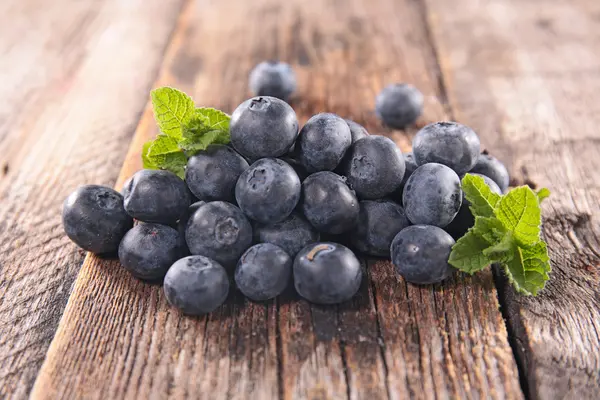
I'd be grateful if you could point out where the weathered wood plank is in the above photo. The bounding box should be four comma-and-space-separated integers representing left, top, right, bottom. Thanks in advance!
424, 0, 600, 398
0, 0, 184, 398
33, 0, 522, 399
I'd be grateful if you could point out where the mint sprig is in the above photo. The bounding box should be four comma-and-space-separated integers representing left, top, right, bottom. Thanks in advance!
142, 87, 231, 178
449, 174, 551, 296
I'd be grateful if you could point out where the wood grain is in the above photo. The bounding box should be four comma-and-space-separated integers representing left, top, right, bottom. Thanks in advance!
32, 0, 522, 399
424, 0, 600, 397
0, 0, 184, 398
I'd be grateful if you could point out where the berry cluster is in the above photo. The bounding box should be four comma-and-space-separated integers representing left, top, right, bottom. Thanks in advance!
63, 93, 508, 315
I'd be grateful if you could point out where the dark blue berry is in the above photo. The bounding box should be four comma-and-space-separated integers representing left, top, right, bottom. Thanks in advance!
249, 61, 297, 101
235, 243, 292, 301
253, 212, 319, 257
375, 83, 423, 128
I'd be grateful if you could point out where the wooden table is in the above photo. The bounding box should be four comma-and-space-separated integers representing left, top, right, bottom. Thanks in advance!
1, 0, 599, 398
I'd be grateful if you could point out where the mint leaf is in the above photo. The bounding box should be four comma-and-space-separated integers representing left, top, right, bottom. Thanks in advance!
502, 241, 551, 296
179, 108, 231, 153
151, 87, 195, 139
462, 174, 502, 217
536, 188, 550, 203
146, 135, 187, 178
495, 186, 541, 246
142, 140, 158, 169
449, 230, 494, 273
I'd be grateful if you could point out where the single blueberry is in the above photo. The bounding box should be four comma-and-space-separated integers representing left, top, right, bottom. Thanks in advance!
235, 158, 301, 224
164, 255, 230, 315
235, 243, 292, 301
249, 61, 297, 101
122, 169, 190, 225
62, 185, 133, 254
343, 135, 406, 199
353, 199, 411, 257
254, 212, 320, 257
413, 121, 481, 175
294, 242, 363, 304
185, 201, 253, 269
118, 223, 187, 281
469, 153, 510, 193
301, 171, 359, 234
344, 119, 369, 143
391, 225, 455, 285
230, 96, 299, 160
402, 163, 462, 227
295, 113, 352, 173
186, 145, 249, 203
375, 83, 423, 128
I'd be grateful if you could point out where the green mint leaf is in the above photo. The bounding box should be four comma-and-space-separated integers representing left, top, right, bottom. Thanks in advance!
461, 174, 502, 217
502, 241, 551, 296
536, 188, 551, 203
495, 186, 541, 246
449, 230, 494, 273
449, 216, 509, 273
146, 135, 187, 179
142, 140, 158, 169
151, 87, 195, 139
179, 109, 231, 153
482, 231, 514, 261
195, 107, 230, 132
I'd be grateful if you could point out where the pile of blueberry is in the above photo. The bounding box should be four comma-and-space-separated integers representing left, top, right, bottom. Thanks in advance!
63, 84, 508, 316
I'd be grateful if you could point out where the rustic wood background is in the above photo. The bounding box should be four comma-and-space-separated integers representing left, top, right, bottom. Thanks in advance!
0, 0, 599, 399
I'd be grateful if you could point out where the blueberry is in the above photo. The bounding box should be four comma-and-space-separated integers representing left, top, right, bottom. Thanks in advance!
164, 256, 229, 315
230, 96, 299, 160
353, 199, 411, 257
235, 158, 301, 224
118, 223, 187, 281
391, 225, 455, 285
470, 153, 510, 193
344, 119, 369, 143
343, 135, 405, 199
235, 243, 292, 301
375, 83, 423, 128
413, 122, 480, 175
249, 61, 297, 101
254, 213, 320, 257
122, 169, 190, 225
293, 242, 362, 304
62, 185, 133, 254
295, 113, 351, 173
185, 201, 253, 269
301, 171, 359, 234
186, 145, 249, 203
403, 163, 462, 227
177, 201, 206, 238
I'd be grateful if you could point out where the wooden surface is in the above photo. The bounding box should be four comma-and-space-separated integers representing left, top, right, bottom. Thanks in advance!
0, 0, 597, 398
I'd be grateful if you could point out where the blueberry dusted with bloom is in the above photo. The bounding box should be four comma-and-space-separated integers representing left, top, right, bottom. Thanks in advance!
470, 153, 510, 193
177, 201, 206, 238
119, 223, 187, 281
185, 201, 253, 269
122, 169, 190, 225
249, 61, 297, 101
345, 119, 369, 143
230, 96, 299, 160
413, 122, 480, 175
353, 200, 411, 257
294, 242, 363, 304
343, 135, 405, 199
235, 158, 301, 224
375, 83, 423, 128
62, 185, 133, 254
164, 256, 229, 315
301, 171, 359, 234
235, 243, 292, 301
254, 213, 320, 257
403, 163, 462, 227
295, 113, 352, 173
391, 225, 455, 285
185, 145, 249, 203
